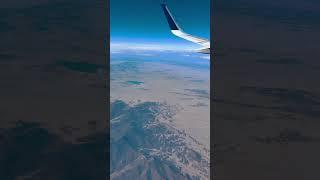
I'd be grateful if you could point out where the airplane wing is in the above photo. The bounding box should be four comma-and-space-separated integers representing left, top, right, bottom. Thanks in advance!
161, 3, 210, 50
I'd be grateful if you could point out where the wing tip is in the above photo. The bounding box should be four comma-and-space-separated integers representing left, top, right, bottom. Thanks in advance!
161, 3, 180, 31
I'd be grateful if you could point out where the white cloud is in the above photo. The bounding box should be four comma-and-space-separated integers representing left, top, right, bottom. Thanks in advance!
199, 55, 210, 60
110, 42, 196, 53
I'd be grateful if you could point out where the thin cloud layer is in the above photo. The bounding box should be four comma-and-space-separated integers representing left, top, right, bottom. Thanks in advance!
110, 42, 197, 53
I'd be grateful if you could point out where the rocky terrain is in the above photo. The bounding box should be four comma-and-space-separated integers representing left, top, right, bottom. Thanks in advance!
110, 100, 210, 180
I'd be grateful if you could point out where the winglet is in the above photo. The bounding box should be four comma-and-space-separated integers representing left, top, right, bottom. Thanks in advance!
161, 3, 180, 30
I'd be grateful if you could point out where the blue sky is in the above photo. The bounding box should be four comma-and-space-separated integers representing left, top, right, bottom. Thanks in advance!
110, 0, 210, 50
